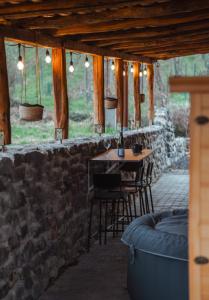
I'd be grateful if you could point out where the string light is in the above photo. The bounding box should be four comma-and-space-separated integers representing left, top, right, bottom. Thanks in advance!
123, 68, 126, 76
84, 55, 90, 68
139, 70, 143, 77
143, 65, 147, 76
45, 49, 51, 64
111, 60, 115, 71
69, 52, 74, 73
130, 64, 134, 73
17, 44, 24, 71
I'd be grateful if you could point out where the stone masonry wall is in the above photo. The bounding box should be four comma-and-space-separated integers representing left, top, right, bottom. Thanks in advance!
154, 108, 187, 167
0, 126, 167, 300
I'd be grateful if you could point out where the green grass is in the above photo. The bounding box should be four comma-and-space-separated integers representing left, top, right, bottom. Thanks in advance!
69, 98, 92, 114
12, 122, 54, 144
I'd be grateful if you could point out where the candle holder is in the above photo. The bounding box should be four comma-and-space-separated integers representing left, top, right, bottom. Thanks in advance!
55, 128, 63, 144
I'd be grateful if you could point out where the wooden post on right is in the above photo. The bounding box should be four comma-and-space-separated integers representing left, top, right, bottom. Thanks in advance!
170, 76, 209, 300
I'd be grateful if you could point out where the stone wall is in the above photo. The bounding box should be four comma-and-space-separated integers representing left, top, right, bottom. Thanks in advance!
0, 126, 167, 300
154, 108, 188, 167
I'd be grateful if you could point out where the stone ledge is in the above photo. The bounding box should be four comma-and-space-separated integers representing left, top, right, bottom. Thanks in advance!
0, 125, 163, 162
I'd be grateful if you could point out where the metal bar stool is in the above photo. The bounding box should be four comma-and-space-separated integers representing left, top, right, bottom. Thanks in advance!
87, 173, 131, 249
137, 161, 154, 214
120, 162, 146, 217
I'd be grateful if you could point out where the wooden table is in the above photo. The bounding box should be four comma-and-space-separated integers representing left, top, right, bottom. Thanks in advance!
88, 148, 153, 192
91, 148, 153, 162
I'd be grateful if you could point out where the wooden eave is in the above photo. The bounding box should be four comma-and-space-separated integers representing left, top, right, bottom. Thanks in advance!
0, 0, 209, 60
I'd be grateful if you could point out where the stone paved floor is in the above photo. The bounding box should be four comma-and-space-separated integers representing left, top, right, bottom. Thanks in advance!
40, 171, 189, 300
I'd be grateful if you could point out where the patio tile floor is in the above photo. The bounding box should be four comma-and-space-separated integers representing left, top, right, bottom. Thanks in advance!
40, 171, 189, 300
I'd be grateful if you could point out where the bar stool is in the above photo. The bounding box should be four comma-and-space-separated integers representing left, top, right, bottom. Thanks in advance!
144, 161, 154, 213
120, 162, 146, 217
87, 173, 131, 249
121, 161, 154, 215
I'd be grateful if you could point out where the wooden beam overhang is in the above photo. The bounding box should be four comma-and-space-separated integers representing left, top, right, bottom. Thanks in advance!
0, 25, 152, 63
0, 1, 209, 68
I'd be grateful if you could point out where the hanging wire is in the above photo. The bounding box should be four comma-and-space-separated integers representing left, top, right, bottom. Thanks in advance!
20, 44, 24, 104
23, 45, 26, 103
141, 63, 144, 93
35, 46, 42, 105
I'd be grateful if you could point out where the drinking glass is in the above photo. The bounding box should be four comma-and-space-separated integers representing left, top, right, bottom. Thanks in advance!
104, 140, 111, 151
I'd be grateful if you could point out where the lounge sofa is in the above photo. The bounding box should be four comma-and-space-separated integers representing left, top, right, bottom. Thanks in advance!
121, 209, 188, 300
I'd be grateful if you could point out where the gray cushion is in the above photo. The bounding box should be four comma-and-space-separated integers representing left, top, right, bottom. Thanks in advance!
121, 209, 188, 260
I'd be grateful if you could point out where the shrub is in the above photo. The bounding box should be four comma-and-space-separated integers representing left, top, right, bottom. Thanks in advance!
170, 105, 190, 137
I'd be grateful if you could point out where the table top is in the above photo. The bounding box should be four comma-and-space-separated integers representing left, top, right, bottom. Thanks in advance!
91, 148, 153, 162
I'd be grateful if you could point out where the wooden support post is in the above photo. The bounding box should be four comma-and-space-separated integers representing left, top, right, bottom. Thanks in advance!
147, 63, 154, 125
133, 62, 141, 128
170, 77, 209, 300
123, 62, 129, 130
93, 55, 105, 134
52, 48, 69, 139
0, 37, 11, 144
115, 59, 123, 129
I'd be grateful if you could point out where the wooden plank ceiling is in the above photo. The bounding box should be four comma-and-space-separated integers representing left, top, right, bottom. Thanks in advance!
0, 0, 209, 60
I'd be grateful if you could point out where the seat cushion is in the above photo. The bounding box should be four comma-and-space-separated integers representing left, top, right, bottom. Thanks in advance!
121, 209, 188, 260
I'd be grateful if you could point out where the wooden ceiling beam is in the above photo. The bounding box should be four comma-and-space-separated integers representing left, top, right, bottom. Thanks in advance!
63, 40, 152, 63
110, 32, 209, 51
151, 48, 209, 60
13, 1, 209, 29
0, 0, 161, 19
93, 28, 209, 48
73, 19, 209, 42
54, 10, 209, 36
0, 25, 152, 63
132, 41, 209, 55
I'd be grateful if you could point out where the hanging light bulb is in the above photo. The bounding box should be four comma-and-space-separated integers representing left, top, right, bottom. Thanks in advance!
123, 69, 126, 76
45, 49, 51, 64
111, 60, 115, 71
143, 65, 147, 76
17, 56, 24, 71
130, 64, 134, 73
84, 55, 90, 68
139, 70, 143, 77
17, 44, 24, 71
69, 52, 74, 73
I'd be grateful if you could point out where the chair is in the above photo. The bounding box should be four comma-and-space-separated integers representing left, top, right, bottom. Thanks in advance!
121, 161, 154, 215
87, 173, 131, 249
120, 162, 146, 217
140, 162, 154, 213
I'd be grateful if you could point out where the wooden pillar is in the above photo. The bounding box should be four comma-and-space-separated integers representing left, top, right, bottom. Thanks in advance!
115, 59, 123, 129
93, 55, 105, 134
170, 77, 209, 300
133, 62, 141, 128
52, 48, 69, 139
147, 63, 154, 125
0, 38, 11, 144
123, 62, 128, 130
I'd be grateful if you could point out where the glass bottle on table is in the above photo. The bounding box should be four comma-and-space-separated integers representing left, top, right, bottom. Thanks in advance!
117, 130, 125, 157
